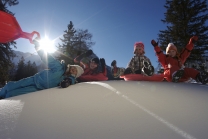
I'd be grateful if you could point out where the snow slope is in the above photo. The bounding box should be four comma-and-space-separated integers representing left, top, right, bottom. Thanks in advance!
0, 81, 208, 139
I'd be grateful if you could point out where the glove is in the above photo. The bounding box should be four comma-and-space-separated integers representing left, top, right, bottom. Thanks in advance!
124, 68, 133, 75
142, 60, 154, 76
76, 78, 82, 83
60, 78, 72, 88
84, 49, 93, 57
100, 58, 106, 72
143, 61, 149, 68
151, 40, 158, 47
142, 66, 154, 76
111, 60, 116, 67
190, 36, 198, 44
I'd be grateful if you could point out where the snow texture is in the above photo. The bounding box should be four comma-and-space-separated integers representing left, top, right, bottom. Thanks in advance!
0, 81, 208, 139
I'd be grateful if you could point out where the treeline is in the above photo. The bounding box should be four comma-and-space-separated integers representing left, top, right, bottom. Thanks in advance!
0, 0, 19, 85
13, 57, 38, 81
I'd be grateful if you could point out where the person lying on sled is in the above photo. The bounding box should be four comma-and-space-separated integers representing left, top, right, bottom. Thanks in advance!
74, 49, 108, 82
124, 42, 154, 76
0, 37, 83, 99
151, 36, 208, 84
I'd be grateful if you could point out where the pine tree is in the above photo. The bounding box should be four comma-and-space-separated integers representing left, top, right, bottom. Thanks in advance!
14, 59, 39, 81
0, 0, 18, 14
158, 0, 208, 65
74, 29, 95, 53
31, 62, 38, 75
56, 21, 76, 64
25, 60, 32, 78
15, 56, 25, 81
56, 21, 95, 64
23, 61, 38, 78
0, 0, 19, 85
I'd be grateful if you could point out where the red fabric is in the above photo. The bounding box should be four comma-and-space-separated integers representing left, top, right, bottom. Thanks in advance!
74, 58, 88, 69
0, 11, 40, 43
154, 41, 198, 82
78, 74, 108, 82
82, 68, 97, 76
120, 74, 164, 81
102, 65, 107, 76
164, 68, 199, 82
134, 42, 144, 49
113, 67, 118, 74
134, 42, 144, 53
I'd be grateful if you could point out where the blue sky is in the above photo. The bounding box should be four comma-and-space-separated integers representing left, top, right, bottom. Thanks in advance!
8, 0, 167, 68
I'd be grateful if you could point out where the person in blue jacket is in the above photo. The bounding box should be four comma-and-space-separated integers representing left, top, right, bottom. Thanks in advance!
0, 37, 84, 99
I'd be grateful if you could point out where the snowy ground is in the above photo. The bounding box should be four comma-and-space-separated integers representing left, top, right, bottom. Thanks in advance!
0, 81, 208, 139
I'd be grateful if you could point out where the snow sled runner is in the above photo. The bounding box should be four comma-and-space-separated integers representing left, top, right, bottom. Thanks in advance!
120, 74, 164, 81
0, 11, 40, 43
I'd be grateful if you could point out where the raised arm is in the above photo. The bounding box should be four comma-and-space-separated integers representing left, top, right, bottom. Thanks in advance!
100, 58, 107, 76
151, 40, 166, 68
74, 50, 93, 63
74, 49, 93, 69
180, 36, 198, 63
33, 37, 62, 71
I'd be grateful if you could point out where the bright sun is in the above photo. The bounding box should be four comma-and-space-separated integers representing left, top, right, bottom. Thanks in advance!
39, 36, 56, 53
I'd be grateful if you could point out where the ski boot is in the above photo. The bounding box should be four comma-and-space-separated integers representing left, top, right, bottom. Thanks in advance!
172, 69, 184, 83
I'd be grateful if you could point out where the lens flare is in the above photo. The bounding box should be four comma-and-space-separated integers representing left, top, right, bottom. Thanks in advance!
39, 36, 56, 53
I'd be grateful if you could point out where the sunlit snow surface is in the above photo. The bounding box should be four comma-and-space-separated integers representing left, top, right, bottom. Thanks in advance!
0, 100, 24, 139
0, 81, 207, 139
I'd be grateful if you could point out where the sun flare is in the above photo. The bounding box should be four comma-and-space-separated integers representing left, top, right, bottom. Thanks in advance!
39, 36, 56, 53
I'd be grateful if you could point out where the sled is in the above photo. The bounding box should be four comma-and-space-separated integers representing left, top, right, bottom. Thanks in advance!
78, 74, 108, 82
120, 74, 164, 81
0, 11, 40, 43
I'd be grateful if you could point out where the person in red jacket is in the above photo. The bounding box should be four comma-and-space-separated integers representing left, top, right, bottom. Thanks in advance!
74, 50, 108, 82
151, 36, 208, 84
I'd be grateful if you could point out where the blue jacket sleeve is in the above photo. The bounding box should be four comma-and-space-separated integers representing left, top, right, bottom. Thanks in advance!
36, 49, 63, 72
67, 76, 76, 85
